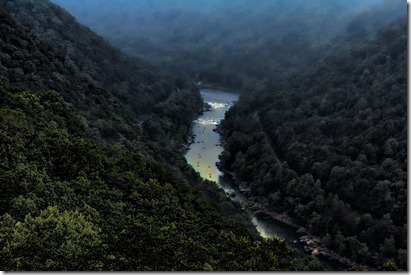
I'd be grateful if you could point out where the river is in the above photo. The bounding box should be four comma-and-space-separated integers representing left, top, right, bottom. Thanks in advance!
185, 89, 304, 245
185, 89, 238, 183
185, 88, 347, 271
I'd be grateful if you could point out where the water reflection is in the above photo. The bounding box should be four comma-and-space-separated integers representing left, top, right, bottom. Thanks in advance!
195, 118, 219, 125
185, 89, 238, 183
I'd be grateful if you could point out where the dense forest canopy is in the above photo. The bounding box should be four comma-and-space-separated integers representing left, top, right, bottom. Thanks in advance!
0, 0, 297, 271
218, 16, 407, 269
49, 0, 408, 270
0, 82, 293, 271
0, 0, 407, 271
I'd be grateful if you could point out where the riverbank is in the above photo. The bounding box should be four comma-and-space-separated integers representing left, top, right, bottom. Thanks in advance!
228, 180, 367, 270
216, 110, 362, 269
184, 88, 362, 271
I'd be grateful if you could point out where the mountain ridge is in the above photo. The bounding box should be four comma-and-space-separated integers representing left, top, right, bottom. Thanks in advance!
0, 0, 177, 154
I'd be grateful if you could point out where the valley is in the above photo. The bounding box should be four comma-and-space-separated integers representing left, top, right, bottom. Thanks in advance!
0, 0, 406, 271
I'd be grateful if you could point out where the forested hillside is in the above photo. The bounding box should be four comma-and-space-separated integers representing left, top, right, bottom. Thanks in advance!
0, 83, 293, 271
219, 18, 407, 269
0, 0, 296, 271
0, 0, 406, 271
0, 0, 174, 153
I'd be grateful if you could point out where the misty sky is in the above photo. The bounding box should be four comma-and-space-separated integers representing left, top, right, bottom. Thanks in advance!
50, 0, 399, 40
49, 0, 405, 80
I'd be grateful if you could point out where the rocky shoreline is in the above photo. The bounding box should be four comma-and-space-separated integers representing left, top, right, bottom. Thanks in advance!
218, 170, 364, 270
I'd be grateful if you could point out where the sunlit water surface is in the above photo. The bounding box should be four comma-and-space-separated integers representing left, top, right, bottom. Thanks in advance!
185, 89, 300, 245
185, 89, 238, 183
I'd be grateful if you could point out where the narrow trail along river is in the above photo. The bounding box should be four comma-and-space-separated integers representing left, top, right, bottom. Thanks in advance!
185, 88, 346, 271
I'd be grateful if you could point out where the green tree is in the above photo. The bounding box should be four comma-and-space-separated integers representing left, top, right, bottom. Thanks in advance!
0, 206, 103, 271
380, 235, 396, 258
378, 261, 400, 271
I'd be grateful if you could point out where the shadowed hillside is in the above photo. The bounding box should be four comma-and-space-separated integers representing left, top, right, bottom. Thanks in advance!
0, 0, 406, 271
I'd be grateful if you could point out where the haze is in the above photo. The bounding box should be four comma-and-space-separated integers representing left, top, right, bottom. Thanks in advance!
50, 0, 404, 84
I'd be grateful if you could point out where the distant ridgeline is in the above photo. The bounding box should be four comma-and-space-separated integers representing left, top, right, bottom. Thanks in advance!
219, 18, 407, 270
52, 0, 404, 91
0, 0, 295, 271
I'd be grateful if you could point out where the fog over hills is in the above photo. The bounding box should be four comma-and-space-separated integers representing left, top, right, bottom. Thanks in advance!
0, 0, 407, 271
51, 0, 403, 87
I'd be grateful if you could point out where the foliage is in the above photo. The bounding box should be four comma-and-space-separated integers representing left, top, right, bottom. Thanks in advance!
219, 19, 407, 269
0, 83, 293, 271
378, 261, 401, 271
0, 0, 406, 271
0, 5, 242, 222
0, 207, 103, 271
0, 3, 172, 153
